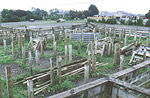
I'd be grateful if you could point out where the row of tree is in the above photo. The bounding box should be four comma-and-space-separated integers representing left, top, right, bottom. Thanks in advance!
1, 8, 46, 22
1, 4, 99, 22
87, 18, 150, 27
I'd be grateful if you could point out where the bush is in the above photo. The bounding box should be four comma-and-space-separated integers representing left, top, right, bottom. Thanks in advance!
101, 18, 106, 23
127, 20, 133, 25
145, 19, 150, 27
87, 18, 97, 22
120, 20, 125, 25
137, 18, 143, 26
106, 18, 117, 24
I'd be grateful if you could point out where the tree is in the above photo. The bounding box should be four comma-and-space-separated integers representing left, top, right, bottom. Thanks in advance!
145, 10, 150, 19
145, 19, 150, 27
137, 18, 143, 26
83, 4, 99, 17
88, 4, 99, 16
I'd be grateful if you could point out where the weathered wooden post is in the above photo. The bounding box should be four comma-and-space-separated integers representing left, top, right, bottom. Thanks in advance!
146, 35, 149, 46
81, 30, 83, 44
22, 38, 26, 64
59, 31, 61, 41
5, 66, 13, 98
3, 39, 7, 55
113, 29, 116, 39
41, 41, 44, 56
69, 31, 72, 42
35, 49, 40, 71
64, 43, 68, 64
19, 32, 22, 50
53, 41, 56, 61
92, 42, 96, 72
0, 72, 2, 98
28, 50, 32, 75
58, 56, 62, 84
120, 55, 124, 71
50, 58, 54, 85
139, 34, 142, 44
114, 43, 120, 65
143, 48, 147, 61
134, 32, 137, 41
11, 33, 16, 61
101, 44, 106, 57
53, 34, 55, 42
27, 80, 33, 98
69, 44, 72, 63
108, 43, 112, 56
78, 38, 81, 54
83, 64, 89, 98
88, 51, 92, 73
124, 35, 127, 46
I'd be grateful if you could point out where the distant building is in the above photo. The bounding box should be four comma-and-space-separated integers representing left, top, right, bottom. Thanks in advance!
88, 11, 143, 21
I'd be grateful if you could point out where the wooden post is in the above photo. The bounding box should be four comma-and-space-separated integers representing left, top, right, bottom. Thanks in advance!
41, 41, 44, 56
112, 85, 119, 98
134, 32, 137, 41
64, 44, 68, 64
58, 56, 62, 84
50, 58, 54, 85
69, 44, 72, 63
88, 51, 92, 73
108, 43, 112, 56
143, 48, 147, 61
114, 43, 120, 65
11, 33, 16, 61
83, 64, 89, 98
114, 29, 116, 39
78, 38, 81, 54
35, 49, 40, 66
92, 42, 96, 72
28, 50, 32, 75
139, 34, 142, 44
101, 44, 106, 57
124, 35, 127, 46
5, 66, 13, 98
22, 44, 26, 64
105, 30, 107, 38
27, 80, 33, 98
81, 30, 83, 44
59, 31, 61, 41
69, 31, 72, 42
84, 64, 89, 83
19, 33, 22, 50
0, 73, 2, 98
53, 34, 55, 42
120, 55, 124, 71
53, 41, 56, 61
146, 36, 149, 46
3, 39, 6, 55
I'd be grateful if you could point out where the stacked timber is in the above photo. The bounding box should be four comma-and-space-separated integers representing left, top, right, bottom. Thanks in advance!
128, 45, 150, 65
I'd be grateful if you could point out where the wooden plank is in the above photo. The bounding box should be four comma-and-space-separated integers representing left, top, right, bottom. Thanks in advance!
111, 59, 150, 78
109, 78, 150, 96
47, 78, 108, 98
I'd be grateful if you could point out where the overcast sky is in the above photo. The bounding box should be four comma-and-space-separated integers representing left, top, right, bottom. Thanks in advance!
0, 0, 149, 14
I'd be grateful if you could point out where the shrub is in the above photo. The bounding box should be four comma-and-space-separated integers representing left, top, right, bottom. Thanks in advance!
127, 20, 133, 25
87, 18, 97, 22
145, 19, 150, 27
106, 18, 117, 24
137, 18, 143, 26
120, 20, 125, 25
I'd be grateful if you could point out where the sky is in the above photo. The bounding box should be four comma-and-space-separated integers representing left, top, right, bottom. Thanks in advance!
0, 0, 149, 14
